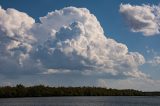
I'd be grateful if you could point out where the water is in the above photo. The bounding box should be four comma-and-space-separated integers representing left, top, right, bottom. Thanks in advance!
0, 96, 160, 106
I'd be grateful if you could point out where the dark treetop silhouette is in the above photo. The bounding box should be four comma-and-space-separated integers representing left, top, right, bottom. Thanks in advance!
0, 84, 159, 98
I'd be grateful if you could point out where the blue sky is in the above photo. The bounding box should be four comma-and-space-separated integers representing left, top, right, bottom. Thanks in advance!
0, 0, 160, 91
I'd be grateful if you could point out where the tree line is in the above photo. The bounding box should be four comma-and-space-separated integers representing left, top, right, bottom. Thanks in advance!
0, 84, 159, 98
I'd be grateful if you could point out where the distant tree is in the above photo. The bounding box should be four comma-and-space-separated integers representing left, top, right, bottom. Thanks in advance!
0, 84, 159, 97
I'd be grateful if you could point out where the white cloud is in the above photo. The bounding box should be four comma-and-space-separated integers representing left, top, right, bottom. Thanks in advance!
120, 4, 160, 36
147, 56, 160, 66
42, 69, 70, 74
33, 7, 146, 79
145, 46, 158, 56
0, 6, 35, 37
0, 6, 146, 79
0, 6, 38, 75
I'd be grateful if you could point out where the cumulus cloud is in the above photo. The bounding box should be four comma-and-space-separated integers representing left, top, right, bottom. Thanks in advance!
0, 6, 146, 79
33, 7, 146, 78
120, 4, 160, 36
0, 6, 38, 76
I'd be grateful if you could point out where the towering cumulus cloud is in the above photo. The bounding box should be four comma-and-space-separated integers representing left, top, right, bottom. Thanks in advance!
0, 6, 146, 79
120, 4, 160, 36
0, 6, 37, 75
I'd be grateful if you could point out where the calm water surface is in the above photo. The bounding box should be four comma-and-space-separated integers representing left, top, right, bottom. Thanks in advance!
0, 96, 160, 106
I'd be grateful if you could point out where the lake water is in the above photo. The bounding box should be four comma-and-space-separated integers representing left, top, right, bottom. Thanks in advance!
0, 96, 160, 106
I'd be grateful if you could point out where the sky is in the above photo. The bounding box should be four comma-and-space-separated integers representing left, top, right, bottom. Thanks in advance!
0, 0, 160, 91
